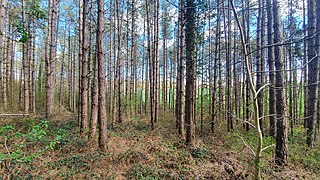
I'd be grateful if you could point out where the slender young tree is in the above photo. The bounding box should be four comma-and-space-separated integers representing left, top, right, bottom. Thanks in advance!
231, 1, 264, 178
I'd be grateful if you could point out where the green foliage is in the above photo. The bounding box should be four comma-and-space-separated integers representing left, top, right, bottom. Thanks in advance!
128, 164, 161, 179
191, 147, 207, 159
30, 3, 47, 20
289, 125, 305, 144
48, 129, 67, 150
135, 121, 150, 131
0, 119, 67, 166
288, 125, 320, 173
47, 155, 90, 170
0, 125, 15, 135
27, 119, 48, 141
14, 23, 32, 43
230, 131, 275, 155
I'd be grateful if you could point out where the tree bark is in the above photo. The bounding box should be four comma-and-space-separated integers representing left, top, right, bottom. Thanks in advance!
80, 0, 89, 134
273, 0, 288, 166
22, 0, 30, 113
185, 0, 196, 146
89, 51, 98, 139
306, 0, 319, 147
176, 0, 185, 136
266, 0, 276, 138
130, 0, 136, 115
0, 0, 7, 104
59, 30, 66, 107
212, 0, 220, 133
97, 0, 107, 150
46, 0, 58, 117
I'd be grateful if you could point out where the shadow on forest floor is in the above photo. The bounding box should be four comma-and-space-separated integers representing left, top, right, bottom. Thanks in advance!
0, 111, 319, 179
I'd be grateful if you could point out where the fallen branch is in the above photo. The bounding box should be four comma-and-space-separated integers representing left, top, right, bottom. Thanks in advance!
0, 114, 29, 117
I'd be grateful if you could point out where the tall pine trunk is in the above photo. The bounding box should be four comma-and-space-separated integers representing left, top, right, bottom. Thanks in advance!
185, 0, 196, 146
97, 0, 107, 150
273, 0, 288, 166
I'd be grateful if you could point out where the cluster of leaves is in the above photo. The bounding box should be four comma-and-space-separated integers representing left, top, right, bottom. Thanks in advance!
128, 163, 161, 179
0, 125, 41, 163
0, 119, 66, 165
29, 3, 46, 20
13, 2, 46, 43
48, 129, 67, 150
191, 147, 207, 159
14, 23, 33, 43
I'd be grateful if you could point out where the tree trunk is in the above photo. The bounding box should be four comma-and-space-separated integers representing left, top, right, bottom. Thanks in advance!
67, 23, 72, 111
273, 0, 288, 166
89, 51, 98, 139
306, 0, 319, 147
302, 0, 308, 127
176, 0, 185, 136
116, 0, 123, 124
97, 0, 107, 151
46, 0, 58, 118
22, 0, 30, 113
212, 0, 220, 133
130, 0, 136, 115
266, 0, 276, 137
0, 0, 7, 104
3, 21, 9, 109
256, 0, 264, 136
185, 0, 196, 146
80, 0, 89, 134
30, 18, 36, 113
59, 30, 66, 107
226, 0, 232, 132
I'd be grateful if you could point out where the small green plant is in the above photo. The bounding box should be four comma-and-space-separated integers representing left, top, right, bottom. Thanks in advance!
27, 119, 49, 141
48, 129, 67, 150
0, 118, 68, 177
0, 125, 15, 134
128, 164, 161, 179
191, 147, 207, 159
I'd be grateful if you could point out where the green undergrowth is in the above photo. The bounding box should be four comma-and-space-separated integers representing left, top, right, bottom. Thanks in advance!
1, 115, 319, 179
222, 126, 320, 178
0, 118, 70, 178
289, 126, 320, 174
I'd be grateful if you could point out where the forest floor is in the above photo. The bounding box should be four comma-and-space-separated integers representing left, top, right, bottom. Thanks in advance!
1, 109, 320, 179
